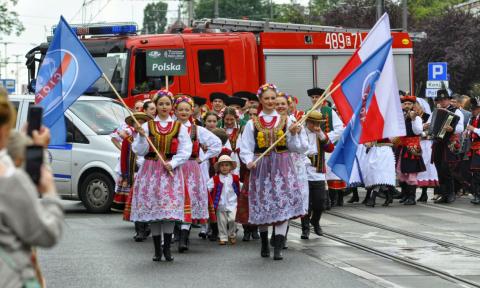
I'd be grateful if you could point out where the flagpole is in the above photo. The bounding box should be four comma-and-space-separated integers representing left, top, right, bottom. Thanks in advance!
252, 82, 341, 166
166, 75, 169, 91
101, 73, 174, 177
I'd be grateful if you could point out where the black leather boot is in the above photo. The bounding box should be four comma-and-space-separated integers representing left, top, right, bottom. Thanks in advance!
242, 225, 251, 242
337, 190, 344, 207
260, 231, 270, 257
399, 183, 409, 203
134, 222, 149, 242
404, 185, 416, 205
310, 211, 323, 236
163, 233, 174, 262
270, 227, 275, 247
362, 189, 372, 204
152, 235, 162, 262
209, 223, 218, 242
382, 187, 392, 207
178, 229, 189, 253
251, 227, 260, 240
347, 188, 359, 203
471, 192, 480, 204
273, 235, 285, 260
417, 187, 428, 202
329, 190, 338, 208
301, 216, 310, 239
365, 188, 377, 207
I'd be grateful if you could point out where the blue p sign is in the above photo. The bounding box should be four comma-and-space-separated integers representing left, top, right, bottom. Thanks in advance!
428, 62, 448, 81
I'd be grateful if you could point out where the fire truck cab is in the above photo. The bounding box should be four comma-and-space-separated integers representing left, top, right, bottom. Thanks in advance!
26, 19, 413, 110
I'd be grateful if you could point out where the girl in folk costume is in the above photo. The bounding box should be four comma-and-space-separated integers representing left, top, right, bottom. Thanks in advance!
414, 99, 439, 202
273, 92, 309, 247
208, 155, 240, 245
174, 95, 222, 252
307, 88, 346, 208
466, 96, 480, 204
131, 90, 192, 262
239, 83, 308, 260
289, 95, 305, 121
361, 138, 397, 207
396, 95, 426, 206
301, 111, 334, 239
219, 107, 242, 154
114, 113, 154, 242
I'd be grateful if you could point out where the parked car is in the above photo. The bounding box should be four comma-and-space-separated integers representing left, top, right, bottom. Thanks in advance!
9, 95, 129, 213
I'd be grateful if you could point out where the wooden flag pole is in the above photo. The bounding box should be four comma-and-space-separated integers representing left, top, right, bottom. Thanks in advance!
166, 75, 169, 91
102, 73, 174, 177
252, 82, 342, 166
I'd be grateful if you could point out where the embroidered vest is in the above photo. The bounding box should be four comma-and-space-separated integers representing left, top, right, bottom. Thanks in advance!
188, 124, 200, 159
145, 120, 182, 160
210, 174, 240, 210
227, 128, 240, 152
253, 116, 288, 155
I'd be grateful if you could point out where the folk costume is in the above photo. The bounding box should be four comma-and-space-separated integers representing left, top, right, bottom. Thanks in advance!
363, 139, 397, 207
301, 111, 334, 239
131, 115, 192, 262
430, 90, 464, 204
110, 123, 136, 213
178, 120, 222, 251
308, 88, 345, 207
207, 156, 240, 244
396, 95, 426, 205
467, 97, 480, 204
239, 108, 308, 260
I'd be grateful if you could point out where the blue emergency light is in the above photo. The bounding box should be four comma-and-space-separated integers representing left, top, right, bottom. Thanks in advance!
53, 22, 137, 36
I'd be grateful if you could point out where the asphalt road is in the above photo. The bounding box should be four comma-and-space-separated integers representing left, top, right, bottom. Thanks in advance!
39, 190, 480, 288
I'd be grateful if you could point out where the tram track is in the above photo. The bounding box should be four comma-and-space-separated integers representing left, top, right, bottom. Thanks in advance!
326, 210, 480, 256
290, 221, 480, 288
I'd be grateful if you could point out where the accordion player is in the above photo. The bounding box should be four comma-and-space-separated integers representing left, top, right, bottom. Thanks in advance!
428, 108, 460, 140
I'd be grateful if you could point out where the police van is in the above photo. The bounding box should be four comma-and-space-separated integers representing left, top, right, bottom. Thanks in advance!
9, 95, 129, 213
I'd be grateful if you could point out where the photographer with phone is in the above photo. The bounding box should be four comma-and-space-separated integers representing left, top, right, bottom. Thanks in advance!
0, 91, 64, 288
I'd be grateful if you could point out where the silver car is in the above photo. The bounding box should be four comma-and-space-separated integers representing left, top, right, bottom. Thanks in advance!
9, 95, 129, 213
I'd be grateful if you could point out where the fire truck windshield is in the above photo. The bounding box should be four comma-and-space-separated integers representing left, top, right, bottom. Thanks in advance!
89, 52, 127, 96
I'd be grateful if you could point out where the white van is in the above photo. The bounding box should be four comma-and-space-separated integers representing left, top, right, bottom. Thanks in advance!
9, 95, 130, 213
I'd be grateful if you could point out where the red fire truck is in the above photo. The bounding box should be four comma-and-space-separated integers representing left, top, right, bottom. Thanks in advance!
26, 18, 413, 109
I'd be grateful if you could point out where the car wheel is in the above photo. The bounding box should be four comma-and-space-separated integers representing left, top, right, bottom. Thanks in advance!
79, 172, 114, 213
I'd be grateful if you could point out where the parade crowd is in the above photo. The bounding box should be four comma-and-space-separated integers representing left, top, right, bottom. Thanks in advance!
110, 84, 480, 263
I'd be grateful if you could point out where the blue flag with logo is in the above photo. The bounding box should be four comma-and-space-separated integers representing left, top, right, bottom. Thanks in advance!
35, 16, 102, 145
327, 39, 392, 184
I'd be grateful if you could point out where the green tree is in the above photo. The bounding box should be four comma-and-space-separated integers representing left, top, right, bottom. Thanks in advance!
408, 0, 465, 22
414, 9, 480, 96
0, 0, 24, 36
142, 1, 168, 34
273, 2, 306, 24
194, 0, 270, 20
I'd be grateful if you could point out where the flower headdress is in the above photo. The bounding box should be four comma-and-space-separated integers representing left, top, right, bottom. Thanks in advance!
153, 89, 174, 103
173, 95, 194, 110
256, 83, 278, 99
277, 92, 293, 105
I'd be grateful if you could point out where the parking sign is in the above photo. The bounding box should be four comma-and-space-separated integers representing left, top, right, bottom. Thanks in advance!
428, 62, 448, 81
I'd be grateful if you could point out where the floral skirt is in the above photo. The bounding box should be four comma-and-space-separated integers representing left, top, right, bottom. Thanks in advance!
130, 160, 185, 222
248, 152, 304, 225
292, 152, 309, 215
182, 160, 209, 223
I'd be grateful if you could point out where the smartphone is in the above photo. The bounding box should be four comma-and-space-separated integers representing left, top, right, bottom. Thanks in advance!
25, 145, 44, 185
27, 106, 43, 137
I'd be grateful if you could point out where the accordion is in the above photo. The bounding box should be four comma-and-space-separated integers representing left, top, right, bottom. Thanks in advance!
428, 108, 460, 140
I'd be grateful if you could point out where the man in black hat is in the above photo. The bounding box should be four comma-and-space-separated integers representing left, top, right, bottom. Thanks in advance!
233, 91, 258, 125
307, 87, 345, 208
466, 96, 480, 204
210, 92, 228, 114
428, 89, 465, 204
193, 96, 207, 126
